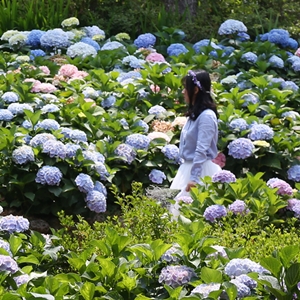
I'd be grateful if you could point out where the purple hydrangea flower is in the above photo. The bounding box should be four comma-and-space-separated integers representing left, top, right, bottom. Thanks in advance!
287, 199, 300, 218
0, 109, 14, 121
218, 19, 247, 35
203, 204, 227, 222
94, 181, 107, 196
0, 239, 12, 256
158, 265, 196, 288
101, 95, 116, 108
235, 274, 257, 289
269, 55, 284, 68
191, 283, 221, 298
7, 103, 33, 115
229, 118, 248, 131
85, 190, 106, 213
228, 200, 249, 215
1, 91, 19, 103
134, 120, 149, 133
230, 279, 251, 298
29, 133, 56, 148
0, 255, 18, 273
267, 178, 293, 195
228, 138, 254, 159
134, 33, 156, 48
237, 32, 250, 41
114, 143, 136, 164
0, 215, 29, 233
149, 169, 166, 184
161, 244, 183, 263
12, 145, 35, 165
167, 43, 188, 56
42, 140, 66, 159
225, 258, 267, 277
241, 52, 258, 64
161, 144, 182, 164
212, 170, 236, 183
35, 166, 63, 186
287, 165, 300, 182
34, 119, 60, 131
75, 173, 94, 193
125, 133, 150, 150
248, 124, 274, 140
14, 274, 30, 287
148, 105, 166, 116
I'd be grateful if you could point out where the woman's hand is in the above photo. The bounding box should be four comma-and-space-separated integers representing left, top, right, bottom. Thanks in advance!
186, 181, 197, 192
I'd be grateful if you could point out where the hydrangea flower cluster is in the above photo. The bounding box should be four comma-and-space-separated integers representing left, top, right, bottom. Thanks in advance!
0, 215, 29, 233
161, 144, 182, 164
75, 173, 94, 193
41, 104, 60, 114
94, 181, 107, 196
0, 109, 14, 121
125, 133, 150, 150
66, 42, 97, 58
167, 43, 188, 56
260, 29, 298, 49
101, 41, 125, 51
203, 204, 227, 222
29, 133, 56, 147
192, 39, 220, 54
241, 52, 258, 64
229, 118, 248, 131
230, 278, 251, 298
207, 245, 228, 259
35, 165, 63, 186
241, 93, 259, 106
34, 119, 60, 131
81, 37, 101, 51
7, 103, 33, 115
82, 149, 105, 164
149, 169, 166, 184
228, 138, 254, 159
42, 140, 66, 159
12, 145, 35, 165
101, 95, 116, 108
117, 71, 142, 83
1, 91, 19, 103
228, 200, 249, 215
61, 17, 79, 28
287, 165, 300, 182
287, 199, 300, 218
0, 255, 18, 274
220, 75, 237, 86
148, 105, 167, 116
269, 55, 284, 68
85, 190, 106, 213
161, 244, 183, 263
266, 178, 293, 195
40, 28, 70, 49
65, 143, 81, 158
225, 258, 267, 277
84, 25, 105, 38
94, 162, 109, 181
212, 170, 236, 183
158, 265, 196, 288
134, 120, 149, 133
281, 80, 299, 91
281, 110, 299, 119
145, 52, 165, 62
248, 124, 274, 140
134, 33, 156, 48
122, 55, 144, 69
218, 19, 248, 35
26, 29, 45, 48
0, 239, 12, 255
191, 283, 221, 298
14, 274, 30, 287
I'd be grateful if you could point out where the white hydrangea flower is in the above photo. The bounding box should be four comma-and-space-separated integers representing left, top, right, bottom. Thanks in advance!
61, 17, 79, 28
66, 42, 97, 58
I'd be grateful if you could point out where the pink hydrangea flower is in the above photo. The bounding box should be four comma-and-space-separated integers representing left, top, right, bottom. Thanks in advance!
212, 152, 226, 168
150, 84, 160, 93
146, 52, 166, 62
31, 83, 57, 93
266, 178, 293, 196
71, 70, 89, 79
147, 131, 171, 143
58, 64, 78, 77
39, 66, 50, 75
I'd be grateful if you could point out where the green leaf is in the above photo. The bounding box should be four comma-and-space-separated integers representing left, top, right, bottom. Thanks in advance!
279, 245, 300, 268
80, 282, 95, 300
9, 235, 23, 256
285, 263, 300, 289
48, 186, 62, 197
200, 266, 222, 283
260, 257, 282, 278
17, 254, 40, 265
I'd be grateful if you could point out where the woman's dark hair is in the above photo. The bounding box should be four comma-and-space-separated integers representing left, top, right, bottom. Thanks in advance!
182, 70, 218, 120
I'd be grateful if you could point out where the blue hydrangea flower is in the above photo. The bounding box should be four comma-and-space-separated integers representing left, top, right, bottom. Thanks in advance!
0, 239, 12, 256
266, 178, 293, 196
269, 55, 284, 68
69, 129, 88, 142
225, 258, 267, 277
122, 55, 145, 69
41, 104, 59, 114
35, 165, 63, 186
0, 255, 18, 273
67, 42, 97, 58
193, 39, 221, 54
80, 37, 100, 51
228, 200, 249, 215
267, 29, 290, 48
42, 140, 66, 159
148, 105, 166, 116
26, 30, 45, 48
7, 103, 33, 115
241, 52, 258, 63
134, 120, 149, 133
12, 145, 35, 165
191, 283, 221, 298
287, 38, 298, 49
0, 215, 29, 234
228, 138, 254, 159
287, 165, 300, 182
94, 181, 107, 196
134, 33, 156, 48
237, 32, 250, 41
82, 87, 99, 99
101, 95, 116, 108
281, 80, 299, 91
229, 118, 248, 131
234, 274, 257, 289
287, 55, 300, 65
101, 41, 125, 51
84, 25, 105, 38
85, 190, 106, 213
75, 173, 94, 193
222, 46, 235, 56
161, 244, 183, 263
83, 149, 105, 164
161, 144, 182, 164
149, 169, 166, 184
65, 143, 81, 158
218, 19, 247, 35
114, 143, 136, 164
34, 119, 60, 131
125, 133, 150, 150
241, 93, 259, 106
158, 265, 196, 288
40, 28, 70, 49
14, 274, 30, 287
1, 91, 19, 103
94, 162, 109, 180
230, 279, 251, 298
220, 75, 237, 86
0, 109, 14, 121
29, 49, 46, 60
292, 61, 300, 72
281, 110, 299, 119
203, 204, 227, 222
117, 71, 142, 83
212, 170, 236, 183
248, 124, 274, 140
29, 133, 56, 148
167, 43, 188, 56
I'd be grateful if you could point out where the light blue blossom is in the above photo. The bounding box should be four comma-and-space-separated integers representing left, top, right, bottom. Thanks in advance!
117, 71, 142, 83
241, 93, 259, 106
34, 119, 60, 131
218, 19, 247, 35
29, 49, 46, 60
101, 41, 125, 51
225, 258, 267, 277
1, 91, 19, 103
66, 42, 97, 58
40, 28, 70, 49
70, 129, 88, 142
149, 169, 166, 184
41, 104, 60, 114
75, 173, 94, 193
193, 39, 221, 54
85, 191, 106, 213
125, 133, 150, 150
241, 51, 258, 63
0, 255, 18, 274
0, 239, 12, 256
148, 105, 166, 116
0, 109, 14, 121
287, 55, 300, 65
122, 55, 145, 69
212, 170, 236, 183
292, 61, 300, 72
228, 138, 254, 159
40, 93, 59, 103
229, 118, 248, 131
42, 140, 66, 159
203, 204, 227, 222
267, 178, 293, 195
167, 43, 188, 56
65, 143, 81, 158
267, 29, 290, 48
83, 149, 105, 164
94, 162, 109, 180
101, 95, 116, 108
119, 118, 128, 127
237, 32, 250, 41
84, 25, 105, 38
281, 80, 299, 91
29, 133, 56, 147
0, 215, 29, 234
7, 103, 33, 115
287, 38, 298, 49
114, 143, 136, 164
230, 279, 251, 298
234, 274, 257, 289
248, 124, 274, 140
134, 120, 149, 132
281, 110, 299, 119
220, 75, 237, 86
26, 30, 45, 48
158, 265, 196, 288
161, 244, 183, 263
287, 165, 300, 182
134, 33, 156, 48
12, 145, 35, 165
161, 144, 182, 164
269, 55, 284, 68
94, 181, 107, 196
191, 283, 221, 298
14, 274, 30, 287
35, 165, 63, 186
82, 87, 100, 99
80, 37, 100, 51
228, 200, 249, 215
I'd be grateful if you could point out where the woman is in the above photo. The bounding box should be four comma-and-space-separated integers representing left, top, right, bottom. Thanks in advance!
170, 70, 221, 197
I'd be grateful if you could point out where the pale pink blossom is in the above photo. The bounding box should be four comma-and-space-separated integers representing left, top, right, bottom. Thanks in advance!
212, 152, 226, 168
58, 64, 78, 77
146, 52, 166, 62
148, 131, 171, 143
71, 70, 89, 79
39, 66, 50, 75
150, 84, 160, 93
31, 83, 57, 93
171, 116, 187, 128
295, 48, 300, 57
84, 98, 96, 107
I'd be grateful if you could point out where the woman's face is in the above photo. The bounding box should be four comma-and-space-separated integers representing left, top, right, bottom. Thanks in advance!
182, 87, 190, 104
